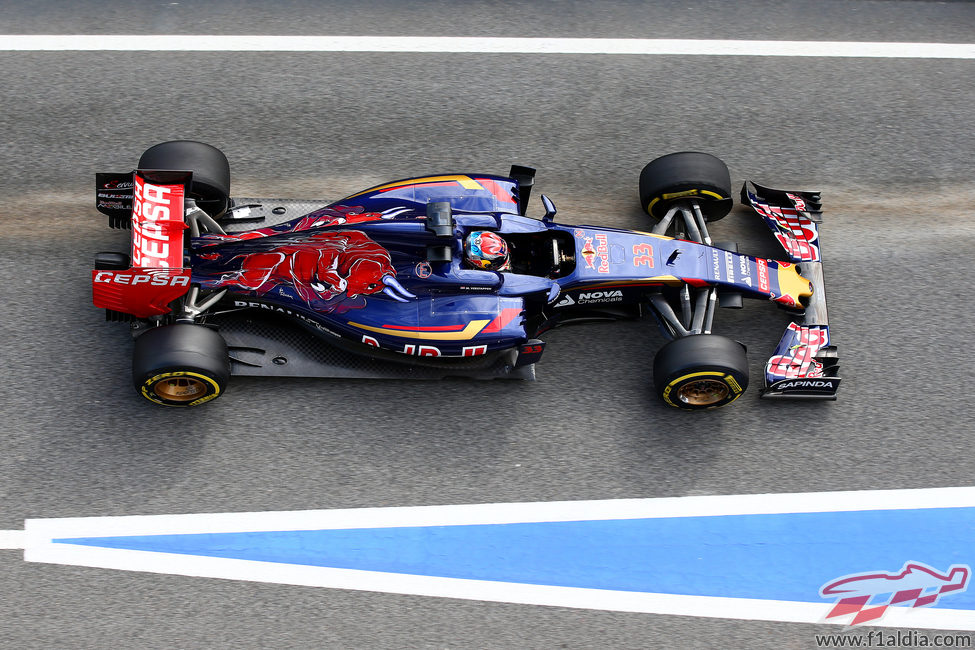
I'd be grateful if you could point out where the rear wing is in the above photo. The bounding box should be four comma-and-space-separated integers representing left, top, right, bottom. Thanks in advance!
92, 170, 192, 318
741, 182, 841, 400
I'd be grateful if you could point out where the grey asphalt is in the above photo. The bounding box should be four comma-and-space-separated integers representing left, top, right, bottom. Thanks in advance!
2, 2, 975, 648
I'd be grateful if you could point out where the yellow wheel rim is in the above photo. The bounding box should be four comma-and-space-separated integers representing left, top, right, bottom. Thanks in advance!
676, 379, 730, 406
152, 376, 209, 402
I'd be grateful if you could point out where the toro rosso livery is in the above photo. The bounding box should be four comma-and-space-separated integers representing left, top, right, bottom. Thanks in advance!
92, 141, 840, 409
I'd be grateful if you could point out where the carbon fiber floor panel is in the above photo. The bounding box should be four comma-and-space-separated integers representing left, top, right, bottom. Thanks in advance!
222, 198, 331, 231
211, 313, 535, 381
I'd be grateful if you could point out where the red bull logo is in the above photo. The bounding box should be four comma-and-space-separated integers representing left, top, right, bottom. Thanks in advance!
786, 192, 807, 211
772, 209, 820, 262
750, 197, 821, 263
595, 234, 609, 273
581, 235, 610, 273
820, 561, 970, 626
766, 323, 828, 380
767, 356, 824, 379
581, 237, 597, 269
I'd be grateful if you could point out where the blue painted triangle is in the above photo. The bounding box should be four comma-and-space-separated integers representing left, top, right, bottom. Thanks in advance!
55, 508, 975, 607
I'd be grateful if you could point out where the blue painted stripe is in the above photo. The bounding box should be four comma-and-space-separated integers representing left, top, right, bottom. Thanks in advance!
55, 507, 975, 606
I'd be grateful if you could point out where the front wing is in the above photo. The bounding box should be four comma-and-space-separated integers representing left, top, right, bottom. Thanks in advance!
742, 183, 841, 399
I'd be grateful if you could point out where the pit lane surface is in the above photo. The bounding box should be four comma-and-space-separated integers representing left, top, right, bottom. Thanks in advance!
2, 1, 975, 647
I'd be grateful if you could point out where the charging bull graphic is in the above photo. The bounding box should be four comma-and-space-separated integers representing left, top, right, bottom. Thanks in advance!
820, 561, 970, 626
210, 230, 415, 311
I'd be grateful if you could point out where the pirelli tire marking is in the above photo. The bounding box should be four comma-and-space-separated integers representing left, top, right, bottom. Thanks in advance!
662, 370, 744, 409
647, 188, 725, 214
140, 371, 222, 407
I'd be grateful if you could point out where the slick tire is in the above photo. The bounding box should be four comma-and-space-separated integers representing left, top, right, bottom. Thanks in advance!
639, 151, 733, 222
138, 140, 231, 218
133, 324, 230, 407
653, 334, 748, 410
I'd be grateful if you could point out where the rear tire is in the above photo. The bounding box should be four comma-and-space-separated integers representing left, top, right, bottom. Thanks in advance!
639, 152, 733, 222
133, 324, 230, 406
653, 334, 748, 410
138, 140, 231, 218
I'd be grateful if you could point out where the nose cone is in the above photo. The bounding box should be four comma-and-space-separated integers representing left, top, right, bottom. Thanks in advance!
774, 263, 814, 308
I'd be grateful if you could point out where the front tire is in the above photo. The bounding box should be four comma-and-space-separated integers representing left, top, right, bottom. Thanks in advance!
133, 324, 230, 406
639, 151, 733, 222
653, 334, 748, 410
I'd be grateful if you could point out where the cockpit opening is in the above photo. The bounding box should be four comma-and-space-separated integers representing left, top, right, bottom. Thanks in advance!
502, 230, 576, 279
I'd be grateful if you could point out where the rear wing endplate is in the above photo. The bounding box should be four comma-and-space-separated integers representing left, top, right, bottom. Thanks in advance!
92, 170, 192, 318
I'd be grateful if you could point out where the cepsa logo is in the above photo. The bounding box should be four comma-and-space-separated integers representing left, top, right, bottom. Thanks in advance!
94, 270, 190, 287
131, 175, 185, 268
756, 258, 770, 292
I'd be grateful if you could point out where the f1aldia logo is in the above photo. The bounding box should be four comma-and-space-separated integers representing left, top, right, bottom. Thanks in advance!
820, 561, 970, 626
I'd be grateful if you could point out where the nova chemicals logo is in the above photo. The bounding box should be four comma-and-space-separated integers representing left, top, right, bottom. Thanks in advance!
578, 290, 622, 304
819, 561, 971, 626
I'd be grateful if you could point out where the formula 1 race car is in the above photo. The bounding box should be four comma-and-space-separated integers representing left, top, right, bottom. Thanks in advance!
92, 141, 840, 409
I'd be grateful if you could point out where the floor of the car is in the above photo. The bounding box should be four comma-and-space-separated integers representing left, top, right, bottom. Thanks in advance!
210, 312, 536, 381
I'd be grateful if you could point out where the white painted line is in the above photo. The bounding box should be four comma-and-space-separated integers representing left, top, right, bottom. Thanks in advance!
20, 547, 975, 631
11, 487, 975, 629
0, 530, 25, 549
22, 485, 975, 538
0, 35, 973, 59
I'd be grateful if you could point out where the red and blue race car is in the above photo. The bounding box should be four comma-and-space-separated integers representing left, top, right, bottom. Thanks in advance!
92, 141, 839, 409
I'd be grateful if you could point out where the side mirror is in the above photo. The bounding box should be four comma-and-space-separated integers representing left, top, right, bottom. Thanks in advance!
541, 195, 557, 223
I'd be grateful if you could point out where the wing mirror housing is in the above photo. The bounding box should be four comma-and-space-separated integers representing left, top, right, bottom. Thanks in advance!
541, 195, 557, 223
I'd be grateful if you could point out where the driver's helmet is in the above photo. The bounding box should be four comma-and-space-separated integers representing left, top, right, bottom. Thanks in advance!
465, 231, 511, 271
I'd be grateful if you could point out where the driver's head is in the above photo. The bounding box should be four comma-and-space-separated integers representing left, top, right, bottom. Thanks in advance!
465, 231, 511, 271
